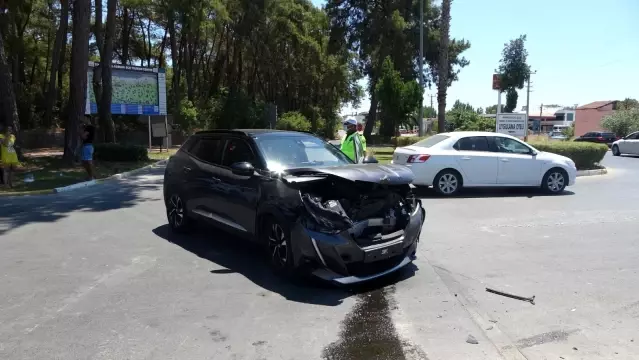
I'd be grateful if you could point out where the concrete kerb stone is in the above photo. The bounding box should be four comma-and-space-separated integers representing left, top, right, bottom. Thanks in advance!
576, 168, 608, 177
51, 159, 169, 194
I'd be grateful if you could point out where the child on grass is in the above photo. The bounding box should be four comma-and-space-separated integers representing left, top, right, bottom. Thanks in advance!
80, 124, 95, 180
0, 125, 20, 188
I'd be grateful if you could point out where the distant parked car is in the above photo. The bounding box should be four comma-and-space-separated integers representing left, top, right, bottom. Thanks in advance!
549, 131, 567, 140
611, 131, 639, 156
573, 131, 619, 147
392, 131, 577, 196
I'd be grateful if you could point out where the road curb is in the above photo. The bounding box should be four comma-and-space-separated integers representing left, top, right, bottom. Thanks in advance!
102, 159, 168, 181
576, 168, 607, 177
0, 159, 169, 197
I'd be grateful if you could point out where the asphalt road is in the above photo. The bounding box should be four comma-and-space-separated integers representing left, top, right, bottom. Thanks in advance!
1, 153, 637, 360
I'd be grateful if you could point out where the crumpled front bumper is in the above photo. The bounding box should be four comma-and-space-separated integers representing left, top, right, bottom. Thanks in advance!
289, 201, 426, 284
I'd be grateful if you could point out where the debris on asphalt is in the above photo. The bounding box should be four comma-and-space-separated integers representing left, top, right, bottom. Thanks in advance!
486, 287, 536, 305
489, 319, 498, 323
466, 335, 479, 344
486, 325, 494, 330
573, 347, 578, 351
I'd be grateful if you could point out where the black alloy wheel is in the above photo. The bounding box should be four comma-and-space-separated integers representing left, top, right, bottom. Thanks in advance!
167, 193, 191, 233
264, 217, 296, 277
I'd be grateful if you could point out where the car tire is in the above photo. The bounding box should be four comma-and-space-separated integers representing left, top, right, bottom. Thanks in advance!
262, 216, 298, 278
612, 145, 620, 156
433, 169, 462, 196
166, 193, 192, 233
542, 168, 568, 194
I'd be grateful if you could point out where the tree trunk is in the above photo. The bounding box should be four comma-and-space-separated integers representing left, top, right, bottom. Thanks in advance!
0, 29, 20, 133
63, 0, 91, 163
363, 78, 378, 138
167, 11, 181, 113
121, 6, 130, 65
44, 0, 69, 128
436, 0, 452, 133
99, 0, 117, 143
92, 0, 104, 141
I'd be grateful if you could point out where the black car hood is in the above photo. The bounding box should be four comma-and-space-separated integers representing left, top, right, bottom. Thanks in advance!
283, 164, 414, 185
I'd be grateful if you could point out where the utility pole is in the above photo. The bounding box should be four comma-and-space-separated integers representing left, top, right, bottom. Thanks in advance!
418, 0, 425, 136
525, 70, 536, 140
428, 94, 436, 110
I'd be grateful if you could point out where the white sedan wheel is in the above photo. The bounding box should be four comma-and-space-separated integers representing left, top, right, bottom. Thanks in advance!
435, 171, 461, 196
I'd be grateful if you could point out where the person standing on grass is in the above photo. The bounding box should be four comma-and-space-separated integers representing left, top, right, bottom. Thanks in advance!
79, 124, 95, 180
340, 118, 367, 162
0, 125, 20, 188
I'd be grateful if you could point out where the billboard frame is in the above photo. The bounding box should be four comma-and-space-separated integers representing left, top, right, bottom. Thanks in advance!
85, 62, 167, 116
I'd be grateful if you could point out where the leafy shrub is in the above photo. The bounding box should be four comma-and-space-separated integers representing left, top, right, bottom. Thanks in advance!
367, 134, 394, 145
601, 108, 639, 137
94, 143, 149, 162
392, 136, 429, 147
276, 111, 311, 132
529, 141, 608, 170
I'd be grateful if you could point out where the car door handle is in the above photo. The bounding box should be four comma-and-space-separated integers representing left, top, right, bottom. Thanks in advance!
183, 166, 192, 173
500, 158, 509, 162
211, 177, 220, 183
461, 157, 471, 160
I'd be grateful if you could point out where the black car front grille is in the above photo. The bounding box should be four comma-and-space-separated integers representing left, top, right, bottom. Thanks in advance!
345, 254, 405, 277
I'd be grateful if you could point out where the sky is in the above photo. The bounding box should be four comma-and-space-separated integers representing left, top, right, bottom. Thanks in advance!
310, 0, 639, 115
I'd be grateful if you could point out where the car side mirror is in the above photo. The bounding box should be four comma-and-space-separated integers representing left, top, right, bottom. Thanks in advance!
362, 156, 379, 164
231, 161, 255, 176
530, 150, 538, 156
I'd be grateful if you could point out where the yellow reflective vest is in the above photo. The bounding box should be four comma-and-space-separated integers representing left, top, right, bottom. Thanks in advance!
340, 132, 367, 162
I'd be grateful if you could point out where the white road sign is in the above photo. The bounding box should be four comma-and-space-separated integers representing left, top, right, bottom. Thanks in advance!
496, 113, 527, 137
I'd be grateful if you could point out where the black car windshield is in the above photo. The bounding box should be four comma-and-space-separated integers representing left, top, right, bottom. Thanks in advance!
255, 134, 353, 171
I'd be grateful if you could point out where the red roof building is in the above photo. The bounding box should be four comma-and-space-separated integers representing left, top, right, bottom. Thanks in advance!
575, 101, 618, 136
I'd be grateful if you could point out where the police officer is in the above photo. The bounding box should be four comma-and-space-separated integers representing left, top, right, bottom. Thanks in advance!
340, 118, 367, 162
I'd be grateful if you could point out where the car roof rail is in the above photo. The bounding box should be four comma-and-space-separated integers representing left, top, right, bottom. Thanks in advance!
194, 129, 248, 136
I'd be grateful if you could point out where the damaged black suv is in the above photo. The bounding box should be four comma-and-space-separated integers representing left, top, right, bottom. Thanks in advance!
163, 129, 425, 284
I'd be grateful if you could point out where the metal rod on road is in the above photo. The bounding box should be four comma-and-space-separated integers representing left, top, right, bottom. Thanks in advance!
486, 287, 536, 305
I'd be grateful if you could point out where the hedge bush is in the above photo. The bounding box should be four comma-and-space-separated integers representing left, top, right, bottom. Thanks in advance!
391, 136, 429, 147
94, 143, 150, 162
529, 141, 608, 170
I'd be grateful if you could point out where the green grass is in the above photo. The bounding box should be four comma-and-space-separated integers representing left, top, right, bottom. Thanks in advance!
147, 148, 177, 161
369, 147, 394, 164
0, 156, 153, 195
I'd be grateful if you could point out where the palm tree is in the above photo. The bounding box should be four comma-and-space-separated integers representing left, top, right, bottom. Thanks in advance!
437, 0, 452, 133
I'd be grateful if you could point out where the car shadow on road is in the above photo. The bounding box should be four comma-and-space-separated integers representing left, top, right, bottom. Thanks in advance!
151, 224, 417, 306
414, 186, 575, 199
0, 169, 164, 236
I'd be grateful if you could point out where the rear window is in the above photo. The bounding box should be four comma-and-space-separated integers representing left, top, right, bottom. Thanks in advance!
412, 134, 450, 148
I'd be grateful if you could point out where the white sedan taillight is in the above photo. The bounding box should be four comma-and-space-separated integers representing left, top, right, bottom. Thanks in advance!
407, 154, 431, 163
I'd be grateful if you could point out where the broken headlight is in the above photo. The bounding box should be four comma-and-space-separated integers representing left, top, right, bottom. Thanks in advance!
301, 193, 353, 234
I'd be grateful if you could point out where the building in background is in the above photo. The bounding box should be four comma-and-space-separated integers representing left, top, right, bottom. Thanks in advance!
574, 101, 618, 136
517, 105, 576, 133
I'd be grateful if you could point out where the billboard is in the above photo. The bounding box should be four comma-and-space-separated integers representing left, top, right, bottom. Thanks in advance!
86, 62, 167, 115
496, 113, 527, 137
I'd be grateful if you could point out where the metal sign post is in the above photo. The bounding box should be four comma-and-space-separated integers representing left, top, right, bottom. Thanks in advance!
492, 74, 502, 131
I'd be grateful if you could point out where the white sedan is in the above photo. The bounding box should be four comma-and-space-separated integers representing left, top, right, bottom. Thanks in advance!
611, 131, 639, 156
392, 131, 577, 196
